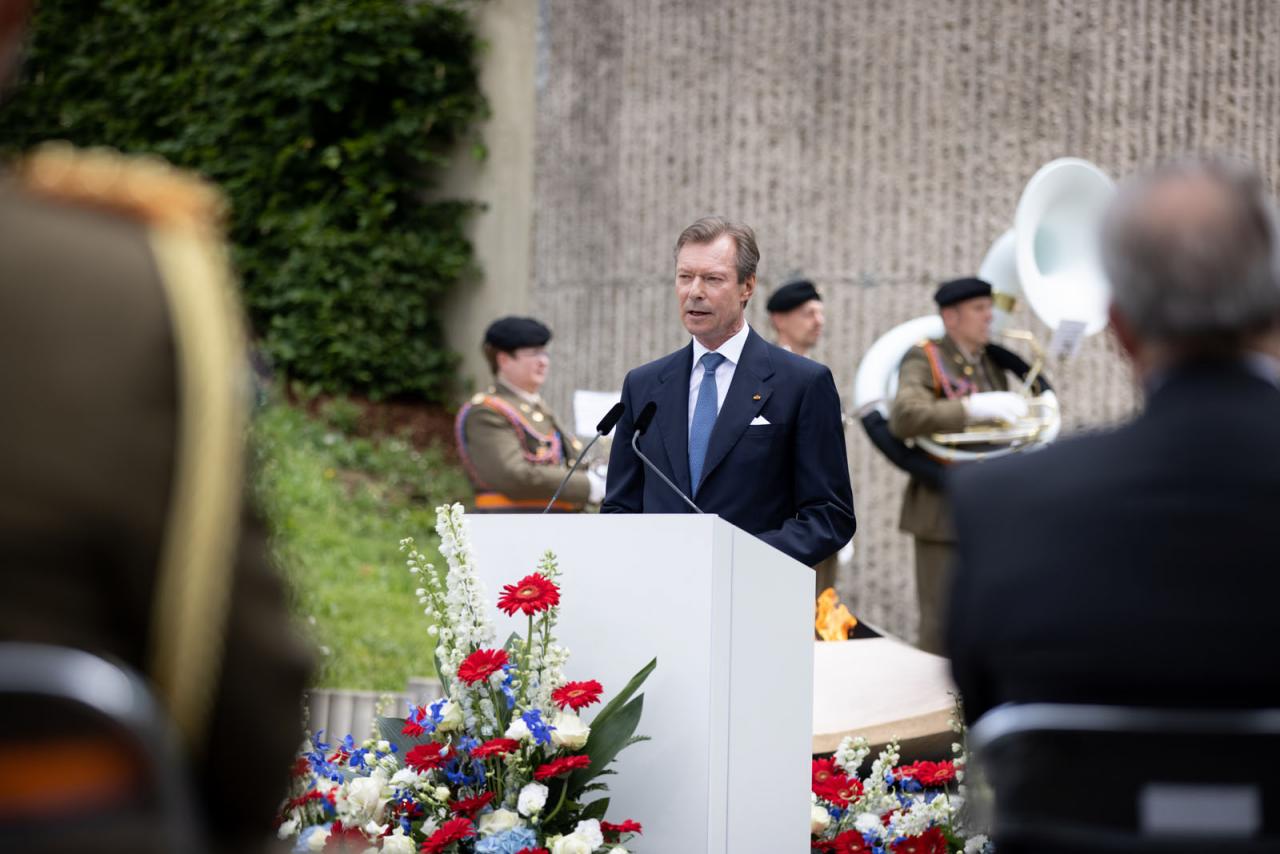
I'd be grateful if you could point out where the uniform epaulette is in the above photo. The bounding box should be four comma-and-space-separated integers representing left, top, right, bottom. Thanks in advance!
19, 142, 228, 235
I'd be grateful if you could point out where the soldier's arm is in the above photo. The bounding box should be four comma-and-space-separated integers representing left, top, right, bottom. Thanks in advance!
888, 347, 967, 439
464, 406, 591, 503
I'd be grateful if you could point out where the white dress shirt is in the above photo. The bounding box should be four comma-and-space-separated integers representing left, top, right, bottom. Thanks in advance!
688, 322, 751, 434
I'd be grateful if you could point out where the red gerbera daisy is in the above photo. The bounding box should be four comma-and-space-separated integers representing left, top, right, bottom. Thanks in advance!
601, 819, 643, 841
497, 572, 561, 616
895, 760, 956, 787
814, 775, 863, 808
449, 791, 495, 816
420, 817, 475, 854
405, 741, 453, 771
890, 826, 948, 854
533, 754, 592, 780
812, 757, 842, 787
470, 737, 520, 759
514, 849, 550, 854
814, 829, 871, 853
551, 679, 604, 710
457, 648, 509, 684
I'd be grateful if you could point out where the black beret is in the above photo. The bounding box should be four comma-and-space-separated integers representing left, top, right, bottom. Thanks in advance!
766, 279, 822, 313
484, 316, 551, 351
934, 277, 993, 308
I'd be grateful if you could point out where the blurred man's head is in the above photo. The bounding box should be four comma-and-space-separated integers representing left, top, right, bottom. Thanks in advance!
674, 217, 758, 351
935, 278, 995, 355
767, 278, 825, 356
1103, 158, 1280, 373
482, 316, 552, 394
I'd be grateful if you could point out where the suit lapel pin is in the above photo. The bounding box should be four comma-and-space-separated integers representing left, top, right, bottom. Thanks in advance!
752, 393, 762, 401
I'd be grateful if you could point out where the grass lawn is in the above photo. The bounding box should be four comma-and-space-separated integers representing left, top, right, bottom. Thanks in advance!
252, 396, 473, 691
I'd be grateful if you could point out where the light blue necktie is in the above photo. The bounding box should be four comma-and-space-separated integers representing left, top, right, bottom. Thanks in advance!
688, 351, 726, 492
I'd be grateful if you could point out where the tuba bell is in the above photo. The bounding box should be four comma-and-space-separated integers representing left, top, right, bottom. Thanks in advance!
854, 157, 1115, 475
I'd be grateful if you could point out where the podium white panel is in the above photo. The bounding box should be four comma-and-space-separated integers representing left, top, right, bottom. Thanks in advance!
469, 514, 813, 854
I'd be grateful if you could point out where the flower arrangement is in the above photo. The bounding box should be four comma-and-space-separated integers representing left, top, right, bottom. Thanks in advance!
279, 503, 655, 853
809, 720, 993, 854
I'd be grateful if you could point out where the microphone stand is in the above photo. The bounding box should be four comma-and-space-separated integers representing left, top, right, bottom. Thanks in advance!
631, 430, 703, 514
543, 432, 603, 514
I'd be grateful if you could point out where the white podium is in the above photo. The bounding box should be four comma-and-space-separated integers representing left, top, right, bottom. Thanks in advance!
469, 514, 813, 854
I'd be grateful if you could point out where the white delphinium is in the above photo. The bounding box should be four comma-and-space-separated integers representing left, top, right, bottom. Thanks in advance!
885, 791, 955, 838
964, 834, 991, 852
853, 811, 886, 841
834, 734, 871, 777
860, 739, 902, 814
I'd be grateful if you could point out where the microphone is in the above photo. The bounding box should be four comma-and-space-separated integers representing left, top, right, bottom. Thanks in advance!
630, 402, 703, 514
543, 402, 626, 514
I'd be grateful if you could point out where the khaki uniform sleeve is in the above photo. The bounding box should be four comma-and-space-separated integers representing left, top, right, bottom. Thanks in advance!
888, 346, 967, 439
464, 406, 590, 503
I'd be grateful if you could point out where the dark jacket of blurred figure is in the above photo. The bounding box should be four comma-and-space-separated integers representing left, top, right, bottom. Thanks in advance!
0, 149, 312, 851
947, 158, 1280, 724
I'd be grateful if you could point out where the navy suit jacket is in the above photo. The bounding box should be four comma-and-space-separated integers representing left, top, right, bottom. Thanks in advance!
602, 327, 855, 566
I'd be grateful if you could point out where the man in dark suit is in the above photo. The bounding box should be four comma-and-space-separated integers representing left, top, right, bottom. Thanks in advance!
602, 216, 855, 567
947, 158, 1280, 724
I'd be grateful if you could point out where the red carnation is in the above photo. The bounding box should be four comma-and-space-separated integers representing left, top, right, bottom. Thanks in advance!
895, 760, 956, 787
324, 821, 369, 850
551, 679, 604, 711
601, 818, 643, 841
420, 817, 476, 853
471, 737, 521, 759
449, 790, 495, 816
458, 648, 509, 684
498, 572, 561, 616
405, 741, 453, 771
533, 754, 592, 780
813, 775, 863, 808
890, 826, 948, 854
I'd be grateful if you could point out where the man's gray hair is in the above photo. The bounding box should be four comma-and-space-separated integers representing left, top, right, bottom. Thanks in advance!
1102, 157, 1280, 346
674, 216, 760, 283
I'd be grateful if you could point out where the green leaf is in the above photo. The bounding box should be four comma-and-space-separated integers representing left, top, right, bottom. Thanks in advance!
587, 658, 655, 733
580, 797, 610, 821
568, 694, 645, 792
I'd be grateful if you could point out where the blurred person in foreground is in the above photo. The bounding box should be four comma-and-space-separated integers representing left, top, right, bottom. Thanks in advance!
0, 3, 311, 850
454, 316, 604, 512
947, 157, 1280, 723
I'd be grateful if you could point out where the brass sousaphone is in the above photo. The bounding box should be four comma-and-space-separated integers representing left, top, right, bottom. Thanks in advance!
854, 158, 1115, 480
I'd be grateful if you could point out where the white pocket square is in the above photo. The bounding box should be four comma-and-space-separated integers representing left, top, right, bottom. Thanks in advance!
749, 415, 771, 426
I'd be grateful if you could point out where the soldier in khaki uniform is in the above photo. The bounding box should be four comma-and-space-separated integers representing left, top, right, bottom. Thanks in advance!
889, 278, 1028, 654
455, 317, 604, 512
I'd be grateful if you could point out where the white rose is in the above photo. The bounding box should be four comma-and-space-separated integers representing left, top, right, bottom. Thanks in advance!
437, 699, 463, 732
854, 812, 884, 837
306, 827, 330, 851
517, 782, 549, 816
276, 817, 298, 839
389, 768, 422, 789
811, 804, 831, 834
573, 819, 603, 849
964, 835, 990, 853
477, 808, 523, 836
505, 717, 532, 742
608, 848, 629, 854
343, 771, 389, 824
434, 786, 451, 801
550, 833, 594, 854
381, 829, 416, 854
550, 710, 591, 750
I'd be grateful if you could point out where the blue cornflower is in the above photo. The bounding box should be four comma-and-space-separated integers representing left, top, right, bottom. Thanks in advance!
500, 664, 516, 709
827, 804, 843, 820
521, 709, 556, 746
900, 777, 923, 794
458, 735, 481, 753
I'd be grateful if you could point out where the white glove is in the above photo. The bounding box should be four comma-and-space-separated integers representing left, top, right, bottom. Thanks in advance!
963, 391, 1029, 425
587, 470, 606, 504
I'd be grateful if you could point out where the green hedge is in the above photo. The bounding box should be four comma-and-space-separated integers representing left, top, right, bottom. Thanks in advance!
0, 0, 486, 401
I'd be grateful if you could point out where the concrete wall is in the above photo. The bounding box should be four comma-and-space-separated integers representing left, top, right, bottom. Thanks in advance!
529, 0, 1280, 640
441, 0, 539, 396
